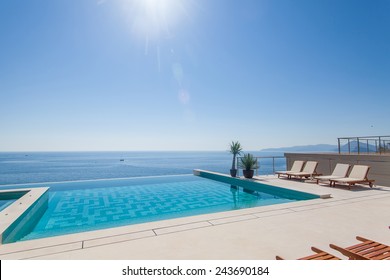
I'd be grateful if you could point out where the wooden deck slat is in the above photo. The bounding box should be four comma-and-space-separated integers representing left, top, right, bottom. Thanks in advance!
352, 244, 384, 255
346, 240, 375, 250
365, 248, 390, 259
300, 252, 329, 260
333, 237, 390, 260
372, 253, 390, 260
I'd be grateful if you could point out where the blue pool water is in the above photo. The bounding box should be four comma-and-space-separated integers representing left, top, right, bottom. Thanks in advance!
1, 174, 316, 243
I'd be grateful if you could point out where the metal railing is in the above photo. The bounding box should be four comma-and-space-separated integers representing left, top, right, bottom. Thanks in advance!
236, 156, 286, 176
338, 135, 390, 154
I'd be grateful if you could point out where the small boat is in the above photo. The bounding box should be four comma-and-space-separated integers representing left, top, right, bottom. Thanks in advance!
120, 159, 125, 162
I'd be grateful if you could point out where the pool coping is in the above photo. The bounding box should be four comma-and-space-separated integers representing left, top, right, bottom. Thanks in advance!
0, 187, 49, 244
0, 175, 389, 259
193, 169, 332, 199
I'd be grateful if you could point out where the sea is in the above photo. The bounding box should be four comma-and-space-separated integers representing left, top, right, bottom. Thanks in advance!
0, 151, 286, 186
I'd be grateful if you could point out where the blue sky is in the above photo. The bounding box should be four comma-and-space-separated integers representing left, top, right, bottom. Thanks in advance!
0, 0, 389, 151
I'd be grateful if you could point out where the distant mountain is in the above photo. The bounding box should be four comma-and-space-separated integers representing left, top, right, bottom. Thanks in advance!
260, 144, 338, 152
261, 141, 380, 153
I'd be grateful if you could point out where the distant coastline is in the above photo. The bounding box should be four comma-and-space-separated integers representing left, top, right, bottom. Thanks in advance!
260, 144, 338, 153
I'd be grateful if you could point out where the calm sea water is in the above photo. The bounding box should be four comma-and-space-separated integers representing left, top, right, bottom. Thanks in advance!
0, 151, 285, 185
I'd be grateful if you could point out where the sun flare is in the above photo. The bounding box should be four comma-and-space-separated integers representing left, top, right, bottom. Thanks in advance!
123, 0, 187, 41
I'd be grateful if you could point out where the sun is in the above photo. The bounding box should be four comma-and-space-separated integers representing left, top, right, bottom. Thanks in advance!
123, 0, 186, 41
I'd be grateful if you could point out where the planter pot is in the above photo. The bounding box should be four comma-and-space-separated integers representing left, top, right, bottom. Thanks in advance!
230, 169, 237, 177
242, 169, 254, 179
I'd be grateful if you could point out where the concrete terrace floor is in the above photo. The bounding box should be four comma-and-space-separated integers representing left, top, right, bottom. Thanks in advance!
1, 175, 390, 260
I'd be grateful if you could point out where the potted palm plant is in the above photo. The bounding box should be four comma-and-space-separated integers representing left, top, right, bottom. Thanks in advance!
239, 153, 259, 179
228, 141, 243, 177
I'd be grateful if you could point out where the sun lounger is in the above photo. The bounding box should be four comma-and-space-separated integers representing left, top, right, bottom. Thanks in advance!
276, 247, 340, 260
287, 161, 319, 180
330, 236, 390, 260
275, 160, 305, 178
329, 165, 375, 189
314, 163, 350, 185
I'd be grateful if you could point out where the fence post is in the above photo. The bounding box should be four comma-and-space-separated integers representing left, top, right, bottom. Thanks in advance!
338, 138, 341, 154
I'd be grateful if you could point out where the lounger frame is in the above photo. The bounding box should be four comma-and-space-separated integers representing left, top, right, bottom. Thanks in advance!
330, 236, 390, 260
314, 163, 351, 185
287, 161, 320, 180
275, 160, 305, 178
329, 165, 375, 189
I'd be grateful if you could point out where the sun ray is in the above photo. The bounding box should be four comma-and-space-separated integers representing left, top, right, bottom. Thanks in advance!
121, 0, 188, 42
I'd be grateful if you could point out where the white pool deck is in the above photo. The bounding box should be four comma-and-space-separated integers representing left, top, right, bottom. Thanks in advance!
0, 175, 389, 260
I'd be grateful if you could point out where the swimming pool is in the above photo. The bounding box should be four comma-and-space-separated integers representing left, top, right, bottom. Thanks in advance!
0, 174, 318, 243
0, 191, 27, 212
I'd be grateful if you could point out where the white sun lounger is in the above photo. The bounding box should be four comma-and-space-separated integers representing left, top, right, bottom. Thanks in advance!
287, 161, 319, 180
275, 160, 305, 178
329, 165, 375, 189
314, 163, 351, 185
